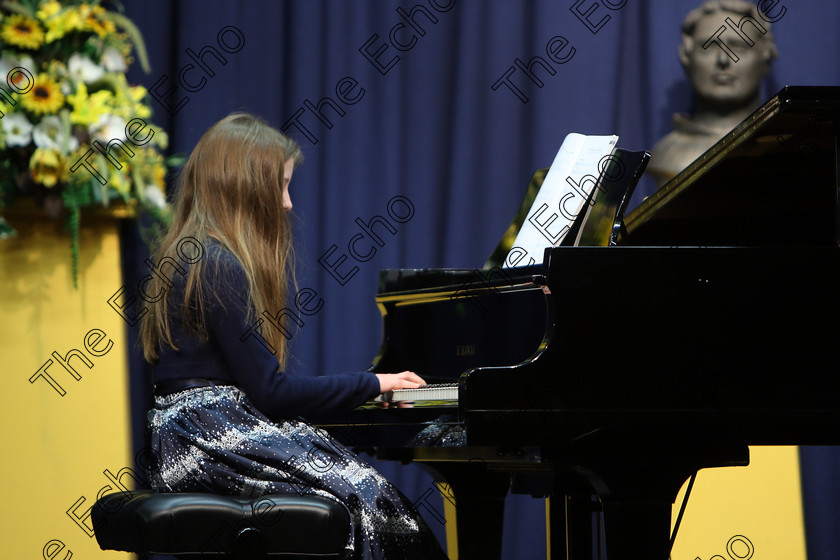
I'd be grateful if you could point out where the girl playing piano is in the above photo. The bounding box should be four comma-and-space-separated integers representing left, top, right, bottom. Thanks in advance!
139, 113, 448, 560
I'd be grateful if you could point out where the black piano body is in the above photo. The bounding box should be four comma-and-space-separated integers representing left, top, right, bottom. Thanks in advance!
319, 86, 840, 560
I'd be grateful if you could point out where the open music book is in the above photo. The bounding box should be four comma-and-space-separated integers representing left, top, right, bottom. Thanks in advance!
502, 133, 619, 268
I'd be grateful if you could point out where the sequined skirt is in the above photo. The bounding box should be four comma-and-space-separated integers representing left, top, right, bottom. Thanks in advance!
147, 384, 448, 560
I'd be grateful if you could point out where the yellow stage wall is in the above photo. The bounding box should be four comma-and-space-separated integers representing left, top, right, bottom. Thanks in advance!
0, 208, 134, 559
669, 445, 806, 560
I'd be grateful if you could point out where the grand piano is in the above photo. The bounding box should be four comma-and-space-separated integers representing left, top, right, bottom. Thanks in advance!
319, 86, 840, 560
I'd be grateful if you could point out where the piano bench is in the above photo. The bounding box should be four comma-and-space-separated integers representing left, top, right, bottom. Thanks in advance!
91, 490, 351, 559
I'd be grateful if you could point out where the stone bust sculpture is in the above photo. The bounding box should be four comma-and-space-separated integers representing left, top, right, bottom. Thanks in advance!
647, 0, 778, 188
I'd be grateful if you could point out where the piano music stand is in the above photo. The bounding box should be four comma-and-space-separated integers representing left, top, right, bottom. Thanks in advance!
484, 148, 650, 270
567, 148, 650, 247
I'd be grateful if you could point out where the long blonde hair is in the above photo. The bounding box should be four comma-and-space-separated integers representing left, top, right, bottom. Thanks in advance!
140, 113, 303, 369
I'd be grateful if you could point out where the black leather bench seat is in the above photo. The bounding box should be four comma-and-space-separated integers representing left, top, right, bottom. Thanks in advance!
91, 490, 351, 558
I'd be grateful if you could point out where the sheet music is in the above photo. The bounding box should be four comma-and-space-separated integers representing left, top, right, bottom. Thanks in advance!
503, 133, 619, 268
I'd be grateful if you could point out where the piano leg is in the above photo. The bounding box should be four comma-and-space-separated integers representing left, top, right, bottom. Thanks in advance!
547, 494, 596, 560
547, 493, 672, 560
545, 437, 749, 560
428, 463, 510, 560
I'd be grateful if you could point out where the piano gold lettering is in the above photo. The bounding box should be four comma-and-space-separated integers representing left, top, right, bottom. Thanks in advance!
456, 344, 476, 356
319, 195, 415, 286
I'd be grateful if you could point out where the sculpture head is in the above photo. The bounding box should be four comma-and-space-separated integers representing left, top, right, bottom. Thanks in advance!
679, 0, 778, 111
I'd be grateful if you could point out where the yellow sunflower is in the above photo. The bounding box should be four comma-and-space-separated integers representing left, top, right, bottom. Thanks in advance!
0, 14, 46, 50
20, 74, 66, 116
30, 148, 65, 188
80, 4, 116, 38
36, 1, 63, 21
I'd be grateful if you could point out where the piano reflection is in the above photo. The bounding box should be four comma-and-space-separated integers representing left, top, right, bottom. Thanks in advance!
319, 86, 840, 560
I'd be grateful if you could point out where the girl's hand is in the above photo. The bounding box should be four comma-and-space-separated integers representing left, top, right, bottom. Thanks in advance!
375, 371, 426, 393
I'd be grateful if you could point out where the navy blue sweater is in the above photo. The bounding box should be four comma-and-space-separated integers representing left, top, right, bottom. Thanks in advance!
152, 239, 381, 420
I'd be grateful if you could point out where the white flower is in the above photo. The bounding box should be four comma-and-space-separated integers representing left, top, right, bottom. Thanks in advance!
0, 55, 35, 92
17, 55, 34, 72
1, 54, 34, 76
68, 53, 105, 84
101, 47, 128, 72
33, 115, 79, 153
2, 113, 33, 147
90, 114, 127, 143
0, 55, 18, 80
144, 184, 167, 209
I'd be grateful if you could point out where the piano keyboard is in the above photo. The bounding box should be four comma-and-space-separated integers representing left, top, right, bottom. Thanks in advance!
374, 383, 459, 402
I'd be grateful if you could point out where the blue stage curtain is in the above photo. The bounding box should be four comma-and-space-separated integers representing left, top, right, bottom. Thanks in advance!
118, 2, 840, 558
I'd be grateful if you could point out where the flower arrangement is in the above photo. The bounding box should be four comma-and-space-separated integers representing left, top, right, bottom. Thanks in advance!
0, 0, 179, 285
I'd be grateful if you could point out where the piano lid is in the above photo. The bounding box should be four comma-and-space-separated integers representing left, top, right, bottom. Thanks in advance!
624, 86, 840, 247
